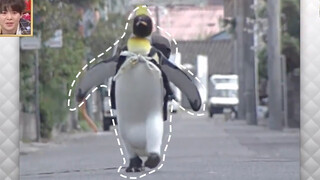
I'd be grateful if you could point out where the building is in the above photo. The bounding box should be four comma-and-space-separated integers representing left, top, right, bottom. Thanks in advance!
174, 36, 234, 76
152, 5, 224, 40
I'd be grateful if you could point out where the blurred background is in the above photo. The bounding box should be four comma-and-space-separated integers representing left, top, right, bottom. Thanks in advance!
19, 1, 300, 179
20, 0, 299, 141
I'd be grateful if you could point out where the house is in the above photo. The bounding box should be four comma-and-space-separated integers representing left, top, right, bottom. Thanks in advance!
173, 30, 234, 76
155, 5, 224, 40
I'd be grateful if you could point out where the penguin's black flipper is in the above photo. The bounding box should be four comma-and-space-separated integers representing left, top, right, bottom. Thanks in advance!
76, 56, 118, 102
160, 58, 202, 111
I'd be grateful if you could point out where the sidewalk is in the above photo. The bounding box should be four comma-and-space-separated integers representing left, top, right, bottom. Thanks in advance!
20, 130, 114, 155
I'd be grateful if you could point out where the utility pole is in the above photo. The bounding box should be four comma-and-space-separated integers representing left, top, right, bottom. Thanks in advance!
235, 0, 246, 120
235, 0, 257, 124
267, 0, 283, 130
155, 6, 160, 33
243, 0, 257, 125
35, 48, 41, 141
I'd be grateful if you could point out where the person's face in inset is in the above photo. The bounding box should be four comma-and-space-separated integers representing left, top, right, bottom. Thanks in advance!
0, 7, 22, 34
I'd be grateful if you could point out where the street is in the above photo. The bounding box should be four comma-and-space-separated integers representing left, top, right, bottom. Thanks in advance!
20, 112, 299, 180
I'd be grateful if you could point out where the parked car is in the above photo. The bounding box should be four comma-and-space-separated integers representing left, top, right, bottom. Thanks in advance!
208, 74, 239, 118
101, 78, 117, 131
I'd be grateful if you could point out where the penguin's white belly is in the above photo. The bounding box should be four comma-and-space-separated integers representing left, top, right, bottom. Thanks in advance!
115, 62, 164, 157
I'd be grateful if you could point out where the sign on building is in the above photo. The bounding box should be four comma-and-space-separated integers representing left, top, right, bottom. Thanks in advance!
20, 36, 41, 50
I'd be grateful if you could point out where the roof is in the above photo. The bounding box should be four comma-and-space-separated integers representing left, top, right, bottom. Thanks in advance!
210, 31, 232, 41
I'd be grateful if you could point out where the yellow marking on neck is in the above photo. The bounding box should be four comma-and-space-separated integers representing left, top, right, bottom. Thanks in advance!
127, 37, 152, 55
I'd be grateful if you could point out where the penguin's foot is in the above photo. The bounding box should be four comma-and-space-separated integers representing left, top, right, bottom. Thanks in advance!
126, 156, 143, 172
144, 153, 160, 169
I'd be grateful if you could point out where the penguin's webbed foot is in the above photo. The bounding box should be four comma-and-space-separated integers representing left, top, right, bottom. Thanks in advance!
144, 153, 160, 169
126, 156, 143, 172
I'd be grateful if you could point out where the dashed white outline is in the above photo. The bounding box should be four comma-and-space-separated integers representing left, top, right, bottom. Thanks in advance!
188, 70, 194, 76
89, 58, 96, 64
76, 72, 81, 78
152, 18, 157, 25
85, 94, 91, 101
120, 174, 127, 179
106, 46, 112, 52
172, 39, 177, 45
67, 5, 206, 114
162, 154, 166, 162
66, 5, 209, 179
71, 80, 76, 87
68, 89, 72, 97
133, 6, 140, 12
187, 111, 195, 116
165, 31, 172, 37
92, 87, 98, 93
164, 144, 169, 152
114, 40, 120, 46
78, 102, 84, 108
121, 32, 126, 39
140, 174, 146, 178
82, 64, 88, 71
98, 53, 104, 58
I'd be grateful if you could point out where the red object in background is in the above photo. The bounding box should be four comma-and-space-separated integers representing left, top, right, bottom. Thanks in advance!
22, 13, 31, 21
22, 0, 31, 21
25, 0, 31, 12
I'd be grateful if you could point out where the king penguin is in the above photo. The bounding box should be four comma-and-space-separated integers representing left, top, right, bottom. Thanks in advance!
114, 10, 165, 172
76, 6, 202, 173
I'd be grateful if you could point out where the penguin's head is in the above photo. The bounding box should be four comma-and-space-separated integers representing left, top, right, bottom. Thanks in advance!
133, 15, 153, 38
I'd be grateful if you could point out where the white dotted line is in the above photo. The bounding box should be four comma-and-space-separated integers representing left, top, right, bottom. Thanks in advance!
97, 53, 104, 58
82, 64, 88, 71
66, 5, 207, 178
172, 39, 177, 45
106, 46, 112, 52
110, 8, 177, 178
133, 6, 140, 13
67, 5, 206, 115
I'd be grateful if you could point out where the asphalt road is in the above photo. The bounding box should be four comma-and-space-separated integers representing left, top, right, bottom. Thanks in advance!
20, 113, 300, 180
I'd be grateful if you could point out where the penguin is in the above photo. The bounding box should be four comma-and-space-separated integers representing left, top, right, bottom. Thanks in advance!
76, 6, 202, 172
114, 13, 164, 172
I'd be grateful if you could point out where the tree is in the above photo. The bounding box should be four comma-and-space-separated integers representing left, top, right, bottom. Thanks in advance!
21, 0, 131, 138
256, 0, 300, 79
281, 0, 300, 72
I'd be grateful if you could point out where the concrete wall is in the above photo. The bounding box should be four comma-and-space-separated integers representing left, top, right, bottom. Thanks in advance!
287, 72, 300, 128
20, 112, 37, 141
